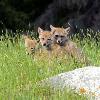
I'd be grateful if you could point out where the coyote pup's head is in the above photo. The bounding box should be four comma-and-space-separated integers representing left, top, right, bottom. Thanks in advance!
22, 33, 37, 55
38, 27, 52, 50
50, 25, 70, 46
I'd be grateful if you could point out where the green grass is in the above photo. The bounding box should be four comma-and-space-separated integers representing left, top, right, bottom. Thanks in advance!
0, 35, 99, 100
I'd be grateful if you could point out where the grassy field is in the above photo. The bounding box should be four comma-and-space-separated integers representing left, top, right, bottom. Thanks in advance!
0, 34, 100, 100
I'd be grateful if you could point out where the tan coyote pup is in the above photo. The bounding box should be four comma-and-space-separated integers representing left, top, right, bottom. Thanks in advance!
23, 34, 37, 55
50, 25, 89, 64
38, 27, 62, 56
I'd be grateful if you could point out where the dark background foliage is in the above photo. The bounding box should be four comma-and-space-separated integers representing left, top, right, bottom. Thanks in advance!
0, 0, 100, 36
0, 0, 52, 32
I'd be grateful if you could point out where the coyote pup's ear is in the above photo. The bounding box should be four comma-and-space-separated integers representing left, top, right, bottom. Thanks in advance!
38, 27, 44, 33
65, 27, 70, 34
50, 25, 55, 30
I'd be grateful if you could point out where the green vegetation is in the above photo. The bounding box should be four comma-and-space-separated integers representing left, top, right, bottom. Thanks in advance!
0, 34, 99, 100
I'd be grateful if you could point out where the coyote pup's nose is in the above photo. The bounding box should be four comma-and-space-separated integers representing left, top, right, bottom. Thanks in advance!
57, 40, 61, 43
43, 43, 46, 46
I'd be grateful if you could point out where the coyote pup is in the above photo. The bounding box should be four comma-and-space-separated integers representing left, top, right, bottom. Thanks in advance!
50, 25, 88, 64
38, 27, 62, 56
23, 34, 37, 55
38, 27, 53, 51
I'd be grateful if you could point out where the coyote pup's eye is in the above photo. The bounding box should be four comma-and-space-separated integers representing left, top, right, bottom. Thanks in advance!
47, 38, 51, 40
41, 38, 44, 40
55, 35, 58, 37
61, 36, 64, 38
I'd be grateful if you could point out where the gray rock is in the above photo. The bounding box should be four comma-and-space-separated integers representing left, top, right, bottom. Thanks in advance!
39, 66, 100, 100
